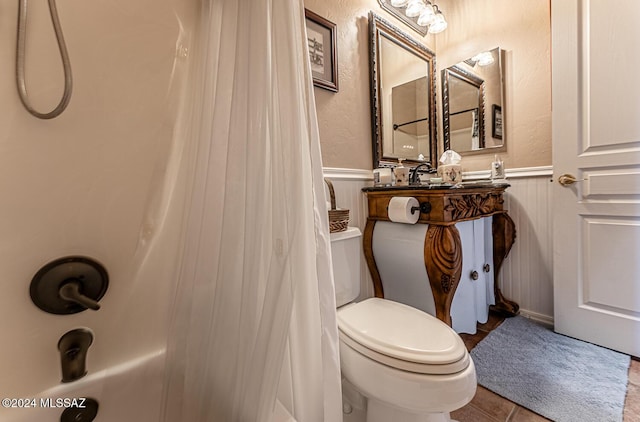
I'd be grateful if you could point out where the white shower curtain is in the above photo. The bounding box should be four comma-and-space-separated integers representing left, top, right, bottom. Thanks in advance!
161, 0, 342, 421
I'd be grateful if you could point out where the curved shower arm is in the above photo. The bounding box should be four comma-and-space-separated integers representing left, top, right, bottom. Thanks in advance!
16, 0, 73, 119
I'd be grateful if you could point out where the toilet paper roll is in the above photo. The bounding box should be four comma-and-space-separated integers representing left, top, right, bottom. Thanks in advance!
388, 197, 420, 224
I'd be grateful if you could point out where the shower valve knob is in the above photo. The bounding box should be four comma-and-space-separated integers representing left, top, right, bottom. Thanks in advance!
30, 256, 108, 315
59, 281, 101, 311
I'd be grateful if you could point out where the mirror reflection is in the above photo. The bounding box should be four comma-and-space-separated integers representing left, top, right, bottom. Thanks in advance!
370, 12, 437, 168
442, 47, 505, 154
391, 77, 429, 160
443, 66, 485, 151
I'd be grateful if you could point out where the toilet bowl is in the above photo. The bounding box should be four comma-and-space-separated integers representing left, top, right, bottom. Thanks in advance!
331, 228, 476, 422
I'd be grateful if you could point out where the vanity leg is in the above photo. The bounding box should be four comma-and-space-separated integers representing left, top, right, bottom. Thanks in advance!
363, 219, 384, 298
491, 212, 520, 316
424, 224, 463, 326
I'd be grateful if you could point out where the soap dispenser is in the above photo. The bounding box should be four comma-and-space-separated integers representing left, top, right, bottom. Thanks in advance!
394, 159, 409, 186
491, 154, 506, 182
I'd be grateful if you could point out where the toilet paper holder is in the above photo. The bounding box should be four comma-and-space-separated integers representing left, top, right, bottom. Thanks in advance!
410, 201, 432, 215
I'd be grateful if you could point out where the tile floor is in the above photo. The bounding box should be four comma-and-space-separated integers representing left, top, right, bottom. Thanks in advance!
451, 313, 640, 422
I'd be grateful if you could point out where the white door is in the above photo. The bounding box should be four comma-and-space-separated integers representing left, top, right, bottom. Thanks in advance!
552, 0, 640, 357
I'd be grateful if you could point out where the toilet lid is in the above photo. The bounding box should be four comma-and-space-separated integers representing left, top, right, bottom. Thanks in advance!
337, 298, 469, 374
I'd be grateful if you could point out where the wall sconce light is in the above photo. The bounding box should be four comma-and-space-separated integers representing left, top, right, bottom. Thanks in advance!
378, 0, 447, 36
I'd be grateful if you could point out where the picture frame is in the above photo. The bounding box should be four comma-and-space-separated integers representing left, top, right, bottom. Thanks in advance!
492, 104, 503, 140
305, 9, 338, 92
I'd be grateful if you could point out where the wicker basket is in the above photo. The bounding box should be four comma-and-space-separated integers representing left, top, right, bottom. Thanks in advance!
325, 178, 349, 233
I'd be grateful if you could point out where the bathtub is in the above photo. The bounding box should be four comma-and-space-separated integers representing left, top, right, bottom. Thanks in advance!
0, 350, 166, 421
0, 349, 296, 421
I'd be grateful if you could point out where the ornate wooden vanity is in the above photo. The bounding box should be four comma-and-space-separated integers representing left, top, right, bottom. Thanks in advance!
362, 183, 519, 328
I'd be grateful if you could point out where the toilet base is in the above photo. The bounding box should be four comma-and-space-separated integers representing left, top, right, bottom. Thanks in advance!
367, 399, 456, 422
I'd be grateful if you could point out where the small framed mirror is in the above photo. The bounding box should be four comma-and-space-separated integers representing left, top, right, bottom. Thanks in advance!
369, 12, 437, 168
442, 47, 505, 154
442, 66, 485, 151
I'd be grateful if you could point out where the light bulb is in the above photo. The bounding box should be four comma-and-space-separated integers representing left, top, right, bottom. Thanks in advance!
428, 9, 447, 33
473, 51, 495, 66
417, 4, 435, 26
390, 0, 409, 7
405, 0, 426, 18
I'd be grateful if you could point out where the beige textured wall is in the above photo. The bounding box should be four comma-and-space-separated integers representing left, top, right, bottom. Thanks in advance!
304, 0, 435, 169
307, 0, 551, 171
437, 0, 551, 171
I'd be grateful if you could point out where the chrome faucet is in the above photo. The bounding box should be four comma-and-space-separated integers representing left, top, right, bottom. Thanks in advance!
58, 328, 93, 383
409, 163, 437, 185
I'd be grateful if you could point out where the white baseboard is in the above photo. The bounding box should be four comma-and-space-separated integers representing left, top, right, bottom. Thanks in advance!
518, 309, 554, 327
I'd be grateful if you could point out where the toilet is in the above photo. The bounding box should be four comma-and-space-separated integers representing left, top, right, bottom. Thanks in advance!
331, 227, 476, 422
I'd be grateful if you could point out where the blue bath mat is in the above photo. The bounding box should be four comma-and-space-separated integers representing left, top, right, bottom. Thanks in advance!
470, 316, 630, 422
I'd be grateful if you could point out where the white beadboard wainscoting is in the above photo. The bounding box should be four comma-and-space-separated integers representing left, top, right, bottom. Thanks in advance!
323, 166, 555, 325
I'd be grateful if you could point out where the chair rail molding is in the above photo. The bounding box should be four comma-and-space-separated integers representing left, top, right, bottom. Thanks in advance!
464, 165, 553, 180
322, 167, 373, 181
323, 165, 553, 181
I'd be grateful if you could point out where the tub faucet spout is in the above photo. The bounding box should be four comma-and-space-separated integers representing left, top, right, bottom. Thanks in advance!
58, 328, 93, 383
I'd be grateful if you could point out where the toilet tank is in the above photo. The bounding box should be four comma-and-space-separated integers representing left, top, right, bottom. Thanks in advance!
330, 227, 362, 307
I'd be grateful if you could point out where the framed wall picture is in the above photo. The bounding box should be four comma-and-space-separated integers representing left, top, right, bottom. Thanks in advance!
305, 9, 338, 92
492, 104, 503, 140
